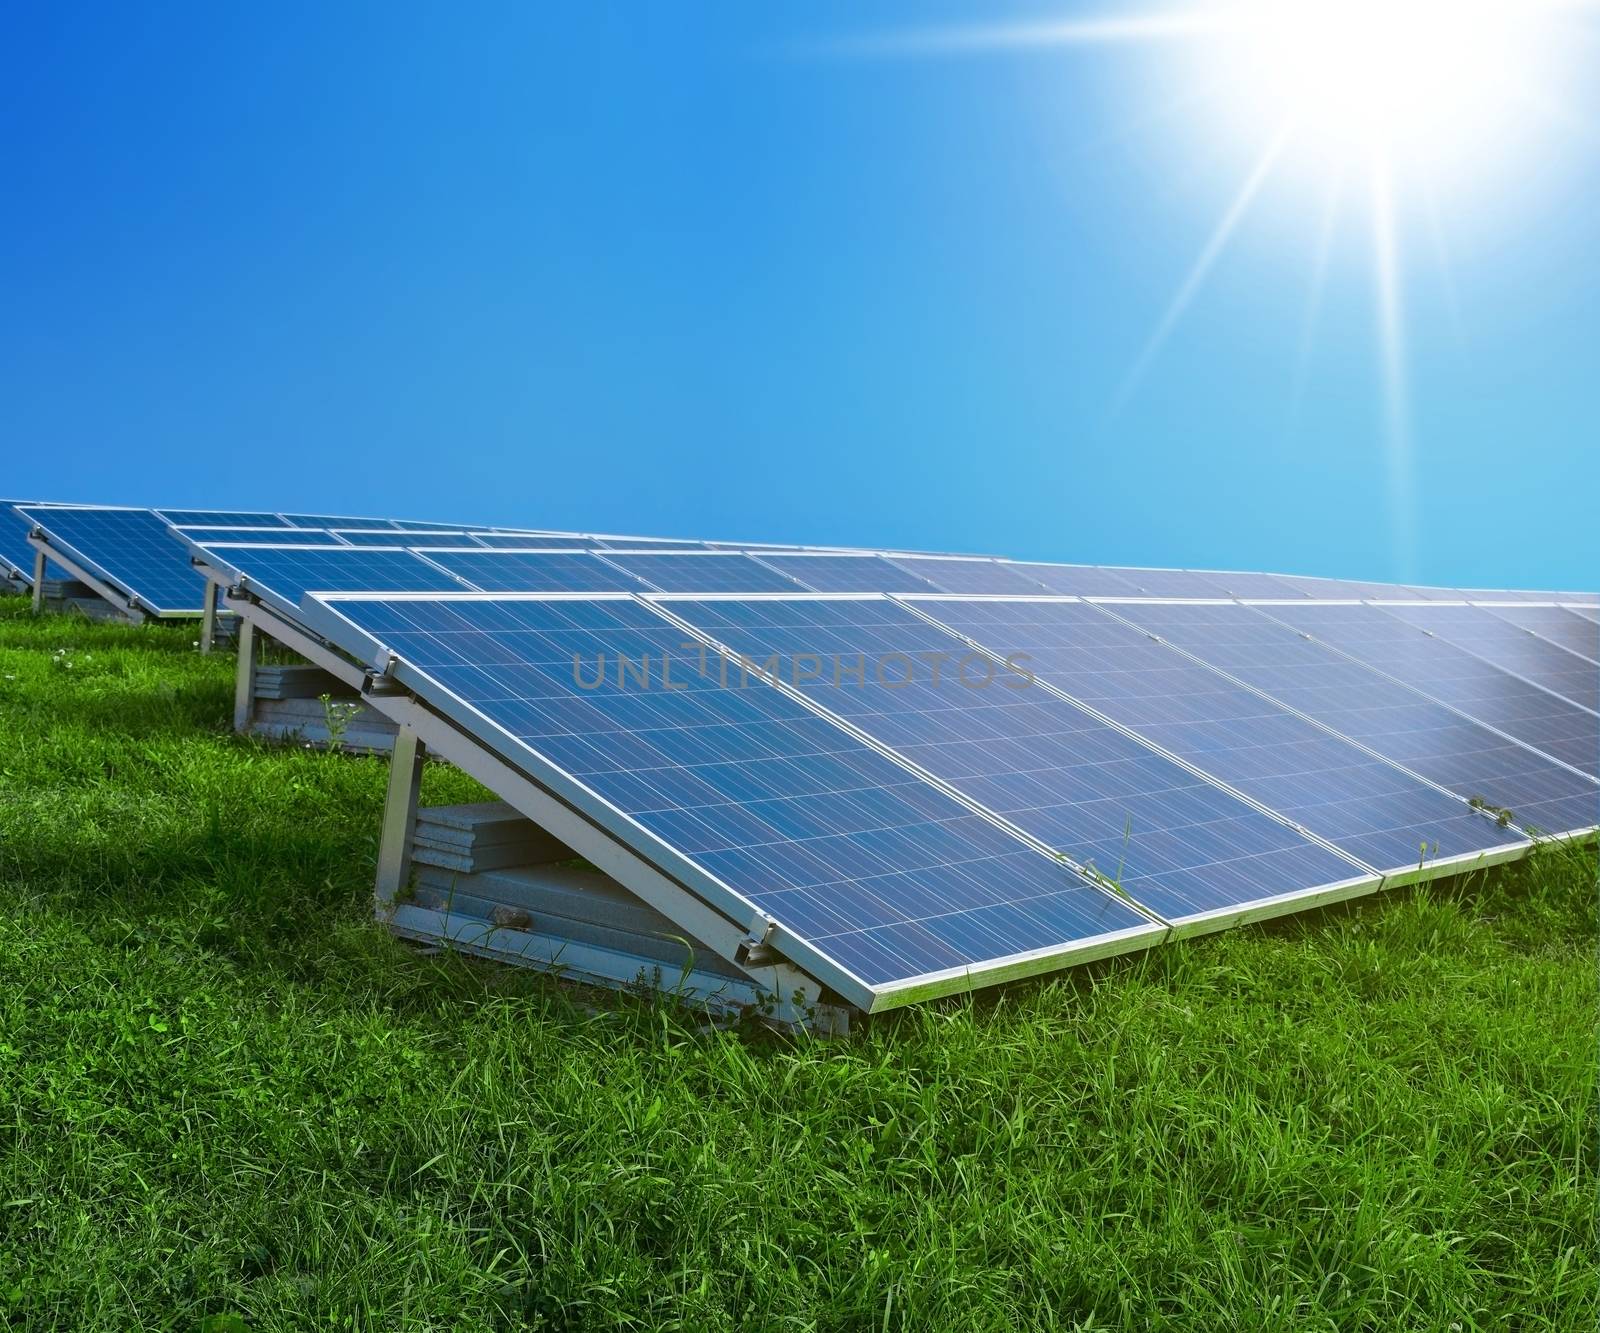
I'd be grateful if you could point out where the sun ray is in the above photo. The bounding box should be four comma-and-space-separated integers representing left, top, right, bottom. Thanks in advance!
1113, 121, 1295, 412
1369, 152, 1417, 579
817, 10, 1240, 58
1288, 167, 1347, 422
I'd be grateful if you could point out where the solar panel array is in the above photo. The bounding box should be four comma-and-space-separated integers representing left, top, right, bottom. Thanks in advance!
8, 497, 1595, 1012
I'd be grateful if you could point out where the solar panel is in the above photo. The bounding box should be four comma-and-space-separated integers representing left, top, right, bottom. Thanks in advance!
1575, 607, 1600, 625
1007, 564, 1146, 597
1194, 570, 1310, 598
1098, 568, 1239, 598
175, 526, 333, 545
1274, 574, 1429, 600
474, 534, 599, 550
156, 510, 289, 527
1106, 600, 1599, 838
415, 549, 648, 593
757, 554, 942, 594
1485, 606, 1600, 663
1378, 603, 1600, 714
335, 529, 485, 548
1260, 603, 1600, 778
884, 557, 1055, 595
906, 598, 1521, 873
604, 552, 806, 593
1, 503, 67, 581
302, 593, 1156, 1003
589, 536, 712, 551
280, 514, 400, 529
190, 543, 468, 615
660, 596, 1371, 926
391, 519, 496, 532
19, 506, 211, 614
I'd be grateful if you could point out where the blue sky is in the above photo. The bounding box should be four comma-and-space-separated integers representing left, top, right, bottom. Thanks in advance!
2, 3, 1595, 588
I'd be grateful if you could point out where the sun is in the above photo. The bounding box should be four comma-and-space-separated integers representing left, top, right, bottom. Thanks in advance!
1210, 0, 1560, 189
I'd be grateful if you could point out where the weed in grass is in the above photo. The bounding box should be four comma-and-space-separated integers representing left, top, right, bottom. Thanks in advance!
0, 599, 1593, 1330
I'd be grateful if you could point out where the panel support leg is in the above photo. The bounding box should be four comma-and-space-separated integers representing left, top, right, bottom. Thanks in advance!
232, 619, 258, 733
375, 725, 426, 913
30, 550, 45, 614
199, 584, 217, 655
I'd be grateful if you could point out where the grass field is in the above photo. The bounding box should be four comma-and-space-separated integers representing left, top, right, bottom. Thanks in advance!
0, 600, 1592, 1331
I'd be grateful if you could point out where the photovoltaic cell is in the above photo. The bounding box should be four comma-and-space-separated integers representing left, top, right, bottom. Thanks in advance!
1007, 564, 1146, 597
757, 554, 942, 594
665, 596, 1367, 924
1, 503, 65, 580
176, 526, 331, 545
1099, 568, 1238, 598
336, 529, 484, 548
19, 506, 211, 614
1261, 603, 1600, 777
1195, 570, 1310, 598
391, 519, 495, 532
1274, 573, 1431, 600
1486, 606, 1600, 663
1377, 603, 1600, 714
416, 550, 647, 593
1574, 607, 1600, 625
474, 534, 597, 550
603, 552, 806, 593
156, 510, 289, 527
280, 514, 400, 529
885, 558, 1056, 595
589, 536, 712, 551
307, 594, 1152, 993
910, 598, 1519, 872
1107, 601, 1598, 838
193, 543, 467, 613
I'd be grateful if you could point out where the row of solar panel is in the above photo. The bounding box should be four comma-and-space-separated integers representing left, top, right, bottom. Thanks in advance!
6, 498, 1595, 1011
7, 501, 1597, 622
295, 589, 1597, 1007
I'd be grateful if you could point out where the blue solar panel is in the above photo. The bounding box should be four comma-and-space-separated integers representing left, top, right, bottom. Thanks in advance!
1, 503, 68, 581
1378, 604, 1600, 714
604, 553, 806, 593
1098, 568, 1239, 597
1273, 573, 1429, 600
1262, 603, 1600, 778
280, 514, 400, 529
336, 529, 484, 548
1576, 608, 1600, 625
1006, 564, 1144, 597
417, 550, 647, 593
474, 534, 596, 550
1193, 570, 1310, 598
664, 596, 1368, 924
911, 599, 1519, 872
306, 594, 1153, 996
885, 558, 1055, 595
156, 510, 288, 527
590, 536, 712, 551
1486, 606, 1600, 663
176, 526, 328, 545
1107, 601, 1598, 838
757, 554, 942, 594
391, 519, 495, 532
193, 543, 467, 614
19, 506, 211, 614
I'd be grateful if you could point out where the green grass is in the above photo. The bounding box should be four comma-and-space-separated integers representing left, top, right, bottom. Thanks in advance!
0, 599, 1593, 1331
